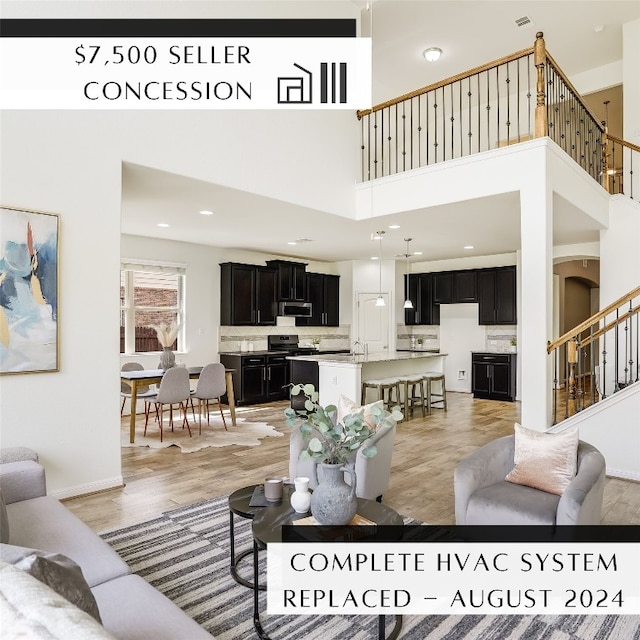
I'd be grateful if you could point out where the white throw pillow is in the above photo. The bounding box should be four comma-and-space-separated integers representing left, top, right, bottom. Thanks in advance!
505, 423, 579, 495
336, 395, 383, 430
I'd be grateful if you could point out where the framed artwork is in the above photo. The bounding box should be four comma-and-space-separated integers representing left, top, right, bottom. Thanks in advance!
1, 205, 60, 374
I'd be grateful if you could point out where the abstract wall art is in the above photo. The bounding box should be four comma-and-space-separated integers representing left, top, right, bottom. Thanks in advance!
1, 205, 60, 374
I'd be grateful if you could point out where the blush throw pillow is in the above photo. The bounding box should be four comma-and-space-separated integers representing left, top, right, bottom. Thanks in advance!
505, 423, 579, 495
336, 395, 383, 430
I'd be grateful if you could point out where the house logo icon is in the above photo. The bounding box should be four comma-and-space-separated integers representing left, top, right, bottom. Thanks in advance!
277, 62, 347, 105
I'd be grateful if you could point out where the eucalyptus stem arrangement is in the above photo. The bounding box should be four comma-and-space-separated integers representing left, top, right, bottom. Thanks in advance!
284, 384, 402, 465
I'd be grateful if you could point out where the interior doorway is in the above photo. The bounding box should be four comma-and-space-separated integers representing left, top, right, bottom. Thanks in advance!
356, 292, 390, 354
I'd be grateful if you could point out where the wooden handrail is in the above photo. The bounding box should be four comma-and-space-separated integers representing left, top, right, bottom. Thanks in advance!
579, 303, 640, 348
607, 135, 640, 153
547, 285, 640, 353
356, 46, 534, 119
544, 52, 605, 135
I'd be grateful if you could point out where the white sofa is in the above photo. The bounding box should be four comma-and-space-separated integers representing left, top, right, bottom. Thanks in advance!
0, 449, 213, 639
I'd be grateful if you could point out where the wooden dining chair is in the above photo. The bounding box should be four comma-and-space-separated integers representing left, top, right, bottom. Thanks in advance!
144, 367, 191, 442
190, 363, 228, 433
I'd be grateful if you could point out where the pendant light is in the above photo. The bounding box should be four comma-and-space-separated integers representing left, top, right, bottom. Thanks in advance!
403, 238, 414, 309
375, 231, 385, 307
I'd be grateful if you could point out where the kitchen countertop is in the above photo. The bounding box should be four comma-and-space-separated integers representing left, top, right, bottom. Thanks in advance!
287, 350, 447, 365
221, 349, 351, 357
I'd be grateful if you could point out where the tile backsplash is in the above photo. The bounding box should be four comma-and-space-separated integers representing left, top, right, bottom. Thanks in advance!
219, 324, 351, 353
398, 325, 517, 353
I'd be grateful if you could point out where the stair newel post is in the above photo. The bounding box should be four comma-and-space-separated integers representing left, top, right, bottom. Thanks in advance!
534, 32, 547, 138
550, 341, 558, 425
567, 338, 578, 416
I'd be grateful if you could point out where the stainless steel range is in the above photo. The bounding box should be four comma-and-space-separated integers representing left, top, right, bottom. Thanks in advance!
267, 334, 317, 356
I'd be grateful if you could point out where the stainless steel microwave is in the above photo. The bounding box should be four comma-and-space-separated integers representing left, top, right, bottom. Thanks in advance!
278, 301, 312, 318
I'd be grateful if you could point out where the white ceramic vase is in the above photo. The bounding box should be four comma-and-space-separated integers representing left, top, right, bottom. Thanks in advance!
290, 477, 312, 514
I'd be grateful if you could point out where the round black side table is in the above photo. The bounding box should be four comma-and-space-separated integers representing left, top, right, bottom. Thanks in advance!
227, 483, 293, 590
251, 497, 404, 640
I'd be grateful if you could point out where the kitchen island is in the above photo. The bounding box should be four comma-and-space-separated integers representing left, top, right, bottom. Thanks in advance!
288, 351, 447, 408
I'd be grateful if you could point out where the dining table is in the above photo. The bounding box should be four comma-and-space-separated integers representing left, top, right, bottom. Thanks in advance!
120, 366, 237, 443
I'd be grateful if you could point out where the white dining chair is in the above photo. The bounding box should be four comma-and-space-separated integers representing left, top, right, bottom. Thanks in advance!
190, 363, 228, 433
120, 362, 157, 415
144, 367, 192, 442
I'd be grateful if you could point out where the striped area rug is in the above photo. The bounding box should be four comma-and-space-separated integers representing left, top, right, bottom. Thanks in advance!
100, 497, 639, 639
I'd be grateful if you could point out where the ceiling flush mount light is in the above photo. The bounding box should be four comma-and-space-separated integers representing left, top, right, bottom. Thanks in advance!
199, 210, 214, 216
403, 238, 414, 310
157, 223, 170, 228
375, 230, 385, 307
423, 47, 442, 62
287, 241, 297, 245
388, 224, 400, 229
464, 245, 474, 250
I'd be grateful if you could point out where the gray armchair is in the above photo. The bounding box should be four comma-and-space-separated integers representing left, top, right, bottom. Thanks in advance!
289, 424, 396, 502
454, 435, 606, 526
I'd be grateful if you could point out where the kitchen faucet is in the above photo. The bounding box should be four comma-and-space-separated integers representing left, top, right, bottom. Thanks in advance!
353, 341, 368, 356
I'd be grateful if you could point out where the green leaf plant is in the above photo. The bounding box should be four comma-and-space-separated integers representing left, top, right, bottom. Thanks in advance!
284, 384, 403, 465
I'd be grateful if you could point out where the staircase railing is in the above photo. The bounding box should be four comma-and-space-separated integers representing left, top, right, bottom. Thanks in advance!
547, 285, 640, 424
358, 32, 639, 200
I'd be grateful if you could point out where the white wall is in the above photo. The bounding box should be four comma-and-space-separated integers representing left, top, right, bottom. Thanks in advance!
439, 304, 485, 393
623, 18, 640, 144
0, 108, 357, 496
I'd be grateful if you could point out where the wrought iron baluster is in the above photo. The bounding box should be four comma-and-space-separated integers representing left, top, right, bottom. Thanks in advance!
373, 111, 378, 179
459, 78, 463, 157
450, 82, 455, 160
624, 311, 629, 387
564, 347, 569, 420
361, 116, 365, 182
426, 91, 430, 166
552, 347, 558, 424
486, 69, 490, 150
410, 97, 414, 170
477, 73, 481, 153
630, 146, 634, 199
381, 105, 385, 177
517, 58, 521, 142
402, 100, 406, 172
442, 85, 446, 161
418, 96, 422, 167
468, 76, 472, 156
367, 114, 371, 181
395, 103, 398, 175
387, 106, 391, 177
506, 61, 511, 145
527, 54, 532, 139
614, 308, 619, 391
433, 91, 438, 163
496, 66, 500, 148
601, 329, 607, 400
590, 325, 595, 406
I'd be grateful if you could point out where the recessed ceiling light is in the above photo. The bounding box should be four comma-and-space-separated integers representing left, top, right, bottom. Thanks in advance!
199, 210, 214, 215
594, 25, 604, 33
464, 245, 474, 250
157, 223, 170, 228
388, 224, 400, 229
287, 241, 297, 246
423, 47, 442, 62
371, 256, 379, 260
413, 251, 423, 255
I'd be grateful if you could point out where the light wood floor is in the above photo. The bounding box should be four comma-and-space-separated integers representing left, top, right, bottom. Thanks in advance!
63, 392, 640, 531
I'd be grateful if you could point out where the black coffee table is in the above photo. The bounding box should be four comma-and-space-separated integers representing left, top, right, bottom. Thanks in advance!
228, 483, 294, 590
251, 497, 404, 640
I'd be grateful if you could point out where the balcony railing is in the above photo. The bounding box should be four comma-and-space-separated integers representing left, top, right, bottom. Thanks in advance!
547, 286, 640, 425
357, 33, 639, 200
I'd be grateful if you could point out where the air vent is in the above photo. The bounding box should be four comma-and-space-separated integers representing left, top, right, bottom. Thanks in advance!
515, 16, 533, 28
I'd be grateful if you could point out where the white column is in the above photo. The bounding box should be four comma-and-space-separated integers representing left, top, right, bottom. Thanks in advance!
519, 148, 553, 430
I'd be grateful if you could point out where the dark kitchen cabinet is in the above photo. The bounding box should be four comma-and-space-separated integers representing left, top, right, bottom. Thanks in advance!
478, 266, 517, 325
266, 259, 307, 301
299, 272, 340, 326
454, 270, 478, 302
433, 272, 453, 304
405, 273, 435, 325
220, 353, 290, 405
220, 263, 276, 326
472, 353, 516, 401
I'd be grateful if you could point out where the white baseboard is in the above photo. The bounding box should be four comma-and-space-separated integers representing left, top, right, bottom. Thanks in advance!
606, 467, 640, 483
50, 476, 124, 500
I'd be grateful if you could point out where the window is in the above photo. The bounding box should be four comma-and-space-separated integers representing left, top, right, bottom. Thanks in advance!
120, 261, 186, 354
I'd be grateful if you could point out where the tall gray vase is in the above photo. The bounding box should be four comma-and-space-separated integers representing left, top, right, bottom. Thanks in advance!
310, 462, 357, 525
159, 347, 176, 370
